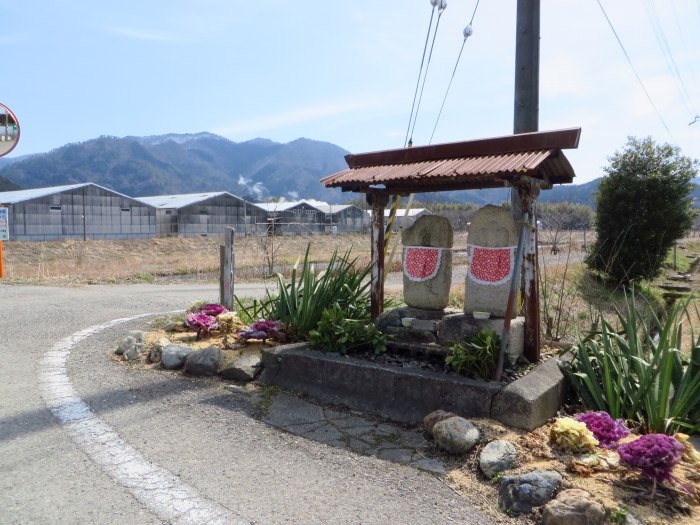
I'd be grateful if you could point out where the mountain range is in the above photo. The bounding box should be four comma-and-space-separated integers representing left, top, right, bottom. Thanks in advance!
0, 133, 697, 207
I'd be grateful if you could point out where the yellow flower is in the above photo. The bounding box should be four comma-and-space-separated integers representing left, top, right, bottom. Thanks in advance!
550, 417, 599, 453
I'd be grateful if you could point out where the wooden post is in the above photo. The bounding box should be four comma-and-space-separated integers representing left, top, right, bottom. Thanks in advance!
513, 0, 541, 361
0, 240, 4, 278
222, 227, 235, 309
518, 181, 541, 362
368, 191, 389, 320
219, 245, 225, 305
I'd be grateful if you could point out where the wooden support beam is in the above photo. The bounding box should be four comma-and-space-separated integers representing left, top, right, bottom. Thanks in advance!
517, 182, 541, 362
367, 191, 389, 320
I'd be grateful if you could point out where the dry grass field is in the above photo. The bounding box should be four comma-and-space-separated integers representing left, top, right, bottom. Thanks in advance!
1, 234, 376, 285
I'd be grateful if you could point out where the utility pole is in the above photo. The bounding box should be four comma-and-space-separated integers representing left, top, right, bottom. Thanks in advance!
512, 0, 541, 361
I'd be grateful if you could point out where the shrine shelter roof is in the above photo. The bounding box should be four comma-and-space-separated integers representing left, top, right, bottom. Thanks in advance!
321, 128, 581, 195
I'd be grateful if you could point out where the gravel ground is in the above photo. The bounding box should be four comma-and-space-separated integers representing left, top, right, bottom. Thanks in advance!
0, 283, 492, 525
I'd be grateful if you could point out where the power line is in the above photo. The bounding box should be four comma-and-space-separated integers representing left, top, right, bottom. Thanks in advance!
404, 2, 438, 149
670, 0, 700, 96
408, 0, 447, 146
595, 0, 677, 144
404, 1, 446, 149
429, 1, 481, 144
640, 0, 698, 116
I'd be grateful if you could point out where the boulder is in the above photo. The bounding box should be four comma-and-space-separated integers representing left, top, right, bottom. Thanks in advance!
124, 343, 143, 361
148, 337, 171, 364
128, 330, 147, 343
423, 410, 458, 435
542, 489, 606, 525
432, 417, 480, 455
499, 469, 562, 514
220, 352, 262, 382
161, 344, 196, 370
479, 439, 517, 478
185, 346, 224, 376
116, 336, 136, 356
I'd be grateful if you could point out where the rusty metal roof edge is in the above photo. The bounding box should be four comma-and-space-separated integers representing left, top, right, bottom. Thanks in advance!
344, 128, 581, 169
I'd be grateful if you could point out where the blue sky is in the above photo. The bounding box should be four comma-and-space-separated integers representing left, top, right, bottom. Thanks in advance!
2, 1, 699, 184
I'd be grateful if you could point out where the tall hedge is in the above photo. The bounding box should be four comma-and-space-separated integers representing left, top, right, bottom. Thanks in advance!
585, 136, 697, 285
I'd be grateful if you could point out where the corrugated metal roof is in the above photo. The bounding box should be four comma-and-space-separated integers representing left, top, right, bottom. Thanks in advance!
136, 192, 230, 209
254, 199, 329, 212
0, 182, 134, 204
321, 128, 580, 194
313, 204, 352, 214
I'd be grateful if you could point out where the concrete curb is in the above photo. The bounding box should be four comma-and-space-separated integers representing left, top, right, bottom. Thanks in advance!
259, 345, 567, 430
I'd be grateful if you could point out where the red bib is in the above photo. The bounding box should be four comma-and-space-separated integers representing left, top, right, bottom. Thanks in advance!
403, 246, 443, 282
467, 245, 515, 285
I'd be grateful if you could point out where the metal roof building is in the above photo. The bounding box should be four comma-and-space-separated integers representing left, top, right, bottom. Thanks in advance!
254, 200, 370, 235
135, 192, 266, 237
0, 183, 155, 241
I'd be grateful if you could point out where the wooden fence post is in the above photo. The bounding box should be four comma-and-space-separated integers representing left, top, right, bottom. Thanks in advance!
220, 227, 235, 309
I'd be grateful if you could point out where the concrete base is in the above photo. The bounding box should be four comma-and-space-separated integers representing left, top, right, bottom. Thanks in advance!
258, 344, 566, 431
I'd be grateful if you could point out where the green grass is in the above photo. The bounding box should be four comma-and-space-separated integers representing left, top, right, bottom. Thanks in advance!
663, 247, 693, 273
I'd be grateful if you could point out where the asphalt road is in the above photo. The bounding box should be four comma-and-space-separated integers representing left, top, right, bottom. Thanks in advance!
0, 283, 492, 525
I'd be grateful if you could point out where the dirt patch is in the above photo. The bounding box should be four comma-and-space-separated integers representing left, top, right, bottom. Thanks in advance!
440, 420, 699, 525
137, 325, 699, 525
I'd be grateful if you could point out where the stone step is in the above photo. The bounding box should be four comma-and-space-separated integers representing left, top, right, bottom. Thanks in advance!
659, 283, 692, 293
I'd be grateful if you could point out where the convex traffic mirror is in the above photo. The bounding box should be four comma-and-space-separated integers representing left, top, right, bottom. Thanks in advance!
0, 103, 20, 157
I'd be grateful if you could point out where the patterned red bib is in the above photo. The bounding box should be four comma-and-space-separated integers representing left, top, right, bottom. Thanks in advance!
467, 245, 516, 286
403, 246, 443, 282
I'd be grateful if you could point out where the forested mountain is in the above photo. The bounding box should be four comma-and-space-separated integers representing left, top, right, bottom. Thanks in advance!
0, 133, 350, 202
1, 132, 696, 207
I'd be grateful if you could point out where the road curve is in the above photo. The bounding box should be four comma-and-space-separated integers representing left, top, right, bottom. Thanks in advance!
0, 283, 492, 525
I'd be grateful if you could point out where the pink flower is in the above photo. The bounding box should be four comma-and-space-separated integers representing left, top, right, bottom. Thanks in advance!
575, 411, 629, 448
199, 304, 227, 317
185, 312, 219, 339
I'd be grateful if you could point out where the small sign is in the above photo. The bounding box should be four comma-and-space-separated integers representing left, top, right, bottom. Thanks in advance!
0, 207, 9, 240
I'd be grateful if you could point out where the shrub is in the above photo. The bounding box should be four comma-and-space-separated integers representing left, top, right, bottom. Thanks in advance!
445, 328, 500, 380
236, 244, 371, 341
559, 292, 700, 434
585, 136, 697, 285
308, 306, 387, 355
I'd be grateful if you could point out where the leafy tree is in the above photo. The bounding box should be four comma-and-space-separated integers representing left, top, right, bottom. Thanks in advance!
539, 203, 594, 231
585, 137, 697, 285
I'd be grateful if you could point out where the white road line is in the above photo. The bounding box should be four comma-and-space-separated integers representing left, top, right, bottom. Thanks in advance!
38, 313, 248, 525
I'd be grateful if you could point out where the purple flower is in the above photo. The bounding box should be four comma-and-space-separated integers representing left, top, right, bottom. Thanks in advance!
251, 320, 280, 333
238, 319, 284, 342
185, 312, 219, 339
575, 411, 630, 448
618, 434, 684, 484
199, 303, 228, 317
